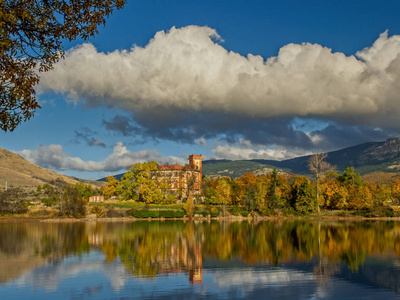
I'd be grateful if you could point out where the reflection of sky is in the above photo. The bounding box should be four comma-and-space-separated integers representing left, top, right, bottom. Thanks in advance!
1, 252, 400, 300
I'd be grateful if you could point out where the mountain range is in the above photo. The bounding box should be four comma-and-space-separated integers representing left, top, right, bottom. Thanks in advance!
202, 138, 400, 178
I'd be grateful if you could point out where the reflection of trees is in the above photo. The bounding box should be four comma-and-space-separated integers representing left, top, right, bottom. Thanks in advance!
3, 220, 400, 285
0, 223, 89, 259
0, 222, 90, 284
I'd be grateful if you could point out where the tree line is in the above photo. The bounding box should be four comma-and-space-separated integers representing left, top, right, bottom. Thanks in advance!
101, 157, 400, 216
2, 154, 400, 217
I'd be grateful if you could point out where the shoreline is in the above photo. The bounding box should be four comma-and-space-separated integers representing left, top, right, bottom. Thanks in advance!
1, 214, 400, 223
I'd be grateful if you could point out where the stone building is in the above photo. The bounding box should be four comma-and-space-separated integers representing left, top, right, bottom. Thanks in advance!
156, 154, 202, 198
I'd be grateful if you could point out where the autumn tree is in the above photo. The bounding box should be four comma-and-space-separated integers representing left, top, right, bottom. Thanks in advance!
367, 182, 391, 206
347, 185, 373, 211
308, 153, 334, 212
0, 0, 126, 131
320, 176, 348, 210
237, 172, 258, 211
254, 176, 268, 214
203, 186, 220, 205
391, 180, 400, 203
216, 178, 232, 215
118, 162, 159, 202
101, 176, 120, 199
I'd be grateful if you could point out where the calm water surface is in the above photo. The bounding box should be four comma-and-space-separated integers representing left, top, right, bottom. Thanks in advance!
0, 220, 400, 299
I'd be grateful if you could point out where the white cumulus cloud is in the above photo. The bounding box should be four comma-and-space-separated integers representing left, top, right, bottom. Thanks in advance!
19, 143, 185, 172
212, 140, 311, 161
38, 27, 400, 130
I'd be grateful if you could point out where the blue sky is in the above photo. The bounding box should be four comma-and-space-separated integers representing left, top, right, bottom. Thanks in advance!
3, 0, 400, 180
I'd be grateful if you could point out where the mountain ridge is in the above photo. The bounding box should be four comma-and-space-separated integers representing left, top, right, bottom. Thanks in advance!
202, 138, 400, 178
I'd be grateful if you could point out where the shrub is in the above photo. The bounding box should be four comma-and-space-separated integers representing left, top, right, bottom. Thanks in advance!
91, 205, 105, 217
106, 207, 126, 218
129, 209, 185, 218
210, 207, 220, 217
230, 206, 241, 216
0, 188, 29, 215
28, 208, 53, 218
41, 197, 57, 207
162, 193, 177, 204
240, 211, 250, 217
356, 206, 399, 218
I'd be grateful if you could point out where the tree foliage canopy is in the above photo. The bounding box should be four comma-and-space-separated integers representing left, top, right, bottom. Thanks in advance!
0, 0, 126, 131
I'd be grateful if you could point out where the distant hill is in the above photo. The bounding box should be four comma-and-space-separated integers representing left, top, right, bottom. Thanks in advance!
202, 138, 400, 178
202, 159, 280, 178
0, 148, 101, 191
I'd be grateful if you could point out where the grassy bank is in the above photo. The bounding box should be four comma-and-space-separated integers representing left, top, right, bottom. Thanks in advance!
0, 199, 399, 221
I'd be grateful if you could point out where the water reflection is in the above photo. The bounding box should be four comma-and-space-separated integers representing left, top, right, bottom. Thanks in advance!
1, 220, 400, 299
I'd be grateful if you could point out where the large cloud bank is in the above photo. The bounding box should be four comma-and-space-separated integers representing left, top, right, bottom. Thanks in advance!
38, 26, 400, 150
19, 143, 185, 172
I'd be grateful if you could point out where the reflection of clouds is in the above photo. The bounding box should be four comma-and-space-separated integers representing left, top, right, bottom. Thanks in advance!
14, 253, 128, 292
209, 267, 400, 300
215, 268, 314, 288
7, 258, 400, 299
211, 268, 315, 299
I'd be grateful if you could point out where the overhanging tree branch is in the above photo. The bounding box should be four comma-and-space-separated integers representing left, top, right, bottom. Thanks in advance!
0, 0, 126, 131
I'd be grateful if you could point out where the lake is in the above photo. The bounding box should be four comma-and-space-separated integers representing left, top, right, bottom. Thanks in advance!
0, 220, 400, 299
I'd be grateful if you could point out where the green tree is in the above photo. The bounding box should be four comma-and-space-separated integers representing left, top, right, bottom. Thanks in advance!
139, 179, 163, 204
0, 0, 126, 131
290, 176, 316, 214
267, 168, 284, 209
118, 162, 159, 201
74, 183, 94, 199
204, 186, 220, 205
338, 167, 364, 188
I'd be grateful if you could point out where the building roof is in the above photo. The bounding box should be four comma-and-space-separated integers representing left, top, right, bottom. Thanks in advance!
158, 164, 183, 170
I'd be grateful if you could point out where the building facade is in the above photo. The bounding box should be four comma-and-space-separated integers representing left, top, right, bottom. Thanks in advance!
156, 154, 202, 198
89, 195, 105, 203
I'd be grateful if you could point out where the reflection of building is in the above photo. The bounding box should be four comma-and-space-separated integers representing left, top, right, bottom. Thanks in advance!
155, 235, 203, 284
85, 222, 203, 284
88, 233, 103, 246
189, 241, 203, 284
156, 154, 202, 198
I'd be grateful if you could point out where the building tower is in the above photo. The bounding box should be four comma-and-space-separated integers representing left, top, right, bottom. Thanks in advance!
189, 154, 202, 193
189, 154, 202, 171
